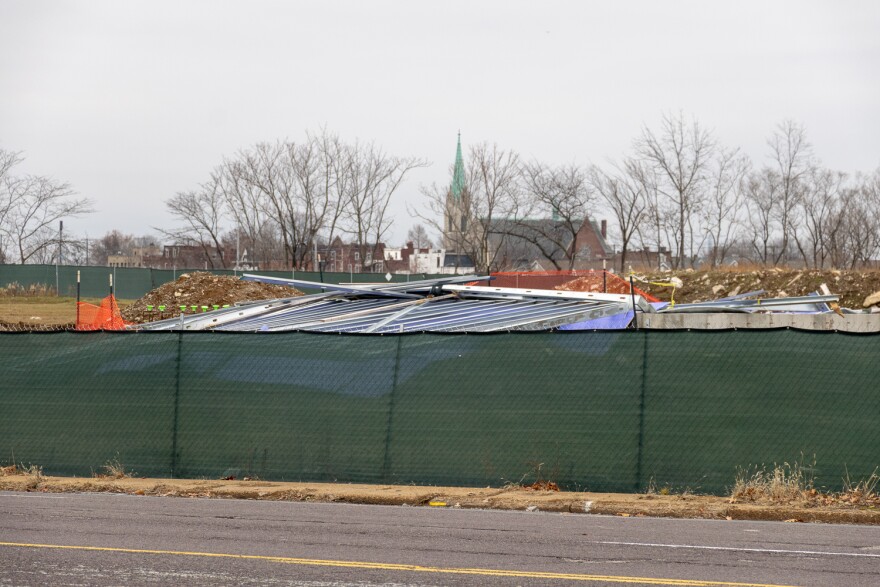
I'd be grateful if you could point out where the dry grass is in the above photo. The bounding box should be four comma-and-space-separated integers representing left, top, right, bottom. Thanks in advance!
731, 461, 880, 509
96, 456, 134, 480
0, 282, 56, 297
502, 461, 561, 491
0, 464, 19, 476
0, 297, 133, 326
730, 461, 815, 503
839, 468, 880, 507
1, 462, 44, 490
644, 477, 673, 496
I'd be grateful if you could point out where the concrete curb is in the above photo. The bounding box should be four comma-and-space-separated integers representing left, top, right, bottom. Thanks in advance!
2, 475, 878, 525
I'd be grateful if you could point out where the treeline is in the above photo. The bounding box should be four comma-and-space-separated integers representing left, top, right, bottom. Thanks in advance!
3, 117, 879, 272
162, 130, 426, 269
419, 113, 880, 272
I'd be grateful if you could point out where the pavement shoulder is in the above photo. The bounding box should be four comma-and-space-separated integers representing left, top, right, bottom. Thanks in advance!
2, 474, 878, 525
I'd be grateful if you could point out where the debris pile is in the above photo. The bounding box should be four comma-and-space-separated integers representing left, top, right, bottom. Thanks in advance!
130, 269, 878, 333
122, 272, 303, 323
132, 274, 647, 332
631, 268, 880, 309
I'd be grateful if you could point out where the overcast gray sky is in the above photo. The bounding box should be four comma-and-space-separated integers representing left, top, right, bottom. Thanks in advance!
1, 0, 878, 246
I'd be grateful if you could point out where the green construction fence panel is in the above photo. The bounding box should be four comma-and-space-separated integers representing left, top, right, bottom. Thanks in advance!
0, 330, 877, 494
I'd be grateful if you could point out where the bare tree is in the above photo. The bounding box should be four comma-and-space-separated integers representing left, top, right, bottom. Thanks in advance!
0, 150, 24, 263
634, 165, 673, 269
0, 151, 22, 238
162, 173, 228, 268
510, 162, 594, 270
406, 224, 434, 248
2, 172, 92, 264
794, 167, 846, 268
90, 230, 136, 266
221, 159, 278, 268
743, 168, 781, 265
767, 120, 813, 265
703, 148, 750, 267
234, 141, 303, 268
636, 112, 715, 268
832, 170, 880, 269
591, 159, 649, 272
339, 140, 427, 269
303, 130, 348, 268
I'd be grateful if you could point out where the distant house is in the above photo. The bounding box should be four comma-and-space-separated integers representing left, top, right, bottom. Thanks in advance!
611, 246, 672, 272
142, 245, 227, 270
488, 217, 613, 272
107, 254, 143, 268
383, 241, 475, 275
108, 244, 163, 268
319, 237, 387, 273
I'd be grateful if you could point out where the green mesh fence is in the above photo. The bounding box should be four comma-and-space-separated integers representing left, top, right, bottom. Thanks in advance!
1, 330, 877, 494
0, 265, 449, 299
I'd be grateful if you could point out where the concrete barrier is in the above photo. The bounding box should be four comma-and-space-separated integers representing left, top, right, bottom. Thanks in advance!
637, 312, 880, 332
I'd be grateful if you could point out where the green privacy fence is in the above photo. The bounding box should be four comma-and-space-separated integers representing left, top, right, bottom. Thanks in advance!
1, 330, 877, 494
0, 264, 449, 299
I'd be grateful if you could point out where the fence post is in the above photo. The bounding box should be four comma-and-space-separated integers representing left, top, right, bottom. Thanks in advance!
381, 335, 403, 483
170, 331, 183, 478
635, 329, 648, 492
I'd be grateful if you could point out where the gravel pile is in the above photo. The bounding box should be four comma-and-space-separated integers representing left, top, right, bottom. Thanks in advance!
122, 272, 302, 323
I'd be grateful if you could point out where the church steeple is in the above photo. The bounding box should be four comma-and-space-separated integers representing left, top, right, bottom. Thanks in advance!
443, 132, 469, 252
451, 131, 465, 201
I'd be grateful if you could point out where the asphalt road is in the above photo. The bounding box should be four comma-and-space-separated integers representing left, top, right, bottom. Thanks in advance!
1, 491, 878, 586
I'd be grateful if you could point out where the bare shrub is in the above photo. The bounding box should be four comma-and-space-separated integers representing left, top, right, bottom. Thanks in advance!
98, 455, 134, 480
840, 468, 880, 507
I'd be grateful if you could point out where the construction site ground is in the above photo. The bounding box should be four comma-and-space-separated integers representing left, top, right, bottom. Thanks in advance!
0, 273, 303, 330
2, 268, 880, 331
0, 474, 877, 525
632, 267, 880, 309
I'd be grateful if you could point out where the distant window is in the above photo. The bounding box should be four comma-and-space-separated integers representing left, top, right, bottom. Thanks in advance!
460, 216, 467, 232
354, 251, 360, 261
365, 253, 372, 263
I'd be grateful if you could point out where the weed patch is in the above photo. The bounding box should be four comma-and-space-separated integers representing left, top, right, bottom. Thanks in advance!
95, 455, 134, 480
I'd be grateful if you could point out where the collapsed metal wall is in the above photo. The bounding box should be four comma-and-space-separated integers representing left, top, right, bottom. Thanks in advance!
1, 330, 877, 494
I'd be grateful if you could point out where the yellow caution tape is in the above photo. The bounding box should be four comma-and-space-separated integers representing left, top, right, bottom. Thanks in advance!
630, 273, 676, 309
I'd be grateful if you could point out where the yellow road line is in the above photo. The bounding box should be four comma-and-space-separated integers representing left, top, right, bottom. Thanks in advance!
0, 541, 800, 587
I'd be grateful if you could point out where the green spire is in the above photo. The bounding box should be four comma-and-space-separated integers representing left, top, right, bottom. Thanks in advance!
451, 132, 465, 201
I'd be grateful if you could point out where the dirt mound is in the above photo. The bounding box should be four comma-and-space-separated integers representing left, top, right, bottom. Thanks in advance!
611, 268, 880, 309
122, 272, 302, 323
556, 274, 659, 302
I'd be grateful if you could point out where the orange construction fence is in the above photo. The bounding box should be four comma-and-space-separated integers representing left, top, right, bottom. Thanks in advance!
76, 295, 128, 331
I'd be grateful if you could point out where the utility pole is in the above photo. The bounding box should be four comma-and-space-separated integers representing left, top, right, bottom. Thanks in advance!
235, 227, 241, 274
55, 220, 62, 295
